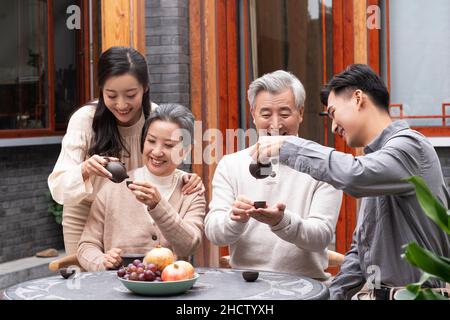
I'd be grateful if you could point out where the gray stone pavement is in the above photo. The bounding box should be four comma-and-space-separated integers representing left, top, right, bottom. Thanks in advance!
0, 250, 65, 291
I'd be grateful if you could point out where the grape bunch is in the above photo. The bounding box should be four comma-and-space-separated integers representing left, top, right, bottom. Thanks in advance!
117, 259, 162, 282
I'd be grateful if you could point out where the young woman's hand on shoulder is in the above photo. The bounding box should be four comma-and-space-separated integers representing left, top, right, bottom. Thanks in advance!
181, 173, 205, 195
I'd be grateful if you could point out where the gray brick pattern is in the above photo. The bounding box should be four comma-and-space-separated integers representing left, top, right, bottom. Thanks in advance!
0, 145, 64, 263
145, 0, 190, 107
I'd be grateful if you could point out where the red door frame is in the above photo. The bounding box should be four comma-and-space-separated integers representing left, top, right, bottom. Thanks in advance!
217, 0, 240, 257
332, 0, 358, 254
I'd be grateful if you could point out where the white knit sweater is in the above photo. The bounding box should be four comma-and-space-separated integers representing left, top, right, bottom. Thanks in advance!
205, 147, 343, 280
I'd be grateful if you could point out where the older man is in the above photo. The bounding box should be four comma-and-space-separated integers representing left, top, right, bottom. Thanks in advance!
205, 70, 342, 280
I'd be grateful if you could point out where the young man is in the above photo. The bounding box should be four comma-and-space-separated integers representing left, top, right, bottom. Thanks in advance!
252, 64, 450, 299
205, 70, 342, 281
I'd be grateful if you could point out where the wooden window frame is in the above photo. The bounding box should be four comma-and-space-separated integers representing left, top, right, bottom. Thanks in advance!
0, 0, 96, 139
380, 0, 450, 137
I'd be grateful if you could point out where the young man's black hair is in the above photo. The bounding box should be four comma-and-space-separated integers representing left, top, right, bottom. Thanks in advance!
320, 64, 390, 112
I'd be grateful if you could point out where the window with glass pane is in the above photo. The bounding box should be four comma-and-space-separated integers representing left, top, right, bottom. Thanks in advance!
381, 0, 450, 127
246, 0, 333, 145
0, 0, 48, 130
54, 0, 80, 131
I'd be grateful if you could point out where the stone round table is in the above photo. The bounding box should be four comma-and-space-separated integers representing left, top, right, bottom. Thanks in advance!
3, 268, 329, 300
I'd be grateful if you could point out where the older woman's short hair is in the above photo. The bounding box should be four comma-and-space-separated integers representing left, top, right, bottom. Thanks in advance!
247, 70, 306, 111
140, 103, 195, 152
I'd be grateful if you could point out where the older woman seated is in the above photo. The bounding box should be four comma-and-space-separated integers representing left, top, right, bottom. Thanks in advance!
77, 104, 206, 271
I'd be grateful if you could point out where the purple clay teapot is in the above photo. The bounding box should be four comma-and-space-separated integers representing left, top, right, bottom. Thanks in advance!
105, 161, 129, 183
249, 161, 274, 179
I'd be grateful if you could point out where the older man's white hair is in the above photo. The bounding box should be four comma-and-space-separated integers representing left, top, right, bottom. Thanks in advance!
247, 70, 306, 111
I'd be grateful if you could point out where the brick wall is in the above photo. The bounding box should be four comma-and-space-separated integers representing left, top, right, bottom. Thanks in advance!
0, 145, 64, 263
145, 0, 190, 107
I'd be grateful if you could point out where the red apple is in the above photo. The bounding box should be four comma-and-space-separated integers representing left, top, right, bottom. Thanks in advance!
173, 260, 195, 278
161, 262, 194, 281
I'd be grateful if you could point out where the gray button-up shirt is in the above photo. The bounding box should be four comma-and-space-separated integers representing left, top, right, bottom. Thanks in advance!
280, 120, 450, 299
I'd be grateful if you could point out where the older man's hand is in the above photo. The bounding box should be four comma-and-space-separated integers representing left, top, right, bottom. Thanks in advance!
249, 136, 288, 164
230, 195, 254, 223
246, 203, 286, 227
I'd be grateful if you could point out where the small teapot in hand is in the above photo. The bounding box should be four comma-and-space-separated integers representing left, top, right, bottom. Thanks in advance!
105, 161, 129, 183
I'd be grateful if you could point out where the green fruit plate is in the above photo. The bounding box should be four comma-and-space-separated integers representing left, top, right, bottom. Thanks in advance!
118, 273, 199, 296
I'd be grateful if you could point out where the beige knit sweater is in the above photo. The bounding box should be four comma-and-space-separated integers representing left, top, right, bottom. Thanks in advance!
77, 167, 206, 271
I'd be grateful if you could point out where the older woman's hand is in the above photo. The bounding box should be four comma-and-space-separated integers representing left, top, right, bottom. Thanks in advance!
128, 180, 162, 209
103, 248, 123, 270
181, 173, 205, 195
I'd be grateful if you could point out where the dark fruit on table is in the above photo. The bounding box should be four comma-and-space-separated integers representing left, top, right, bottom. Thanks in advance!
146, 263, 157, 273
129, 265, 137, 273
129, 272, 139, 281
117, 259, 169, 282
144, 270, 156, 281
242, 271, 259, 282
137, 263, 146, 269
59, 268, 76, 279
136, 267, 145, 274
133, 259, 141, 267
117, 268, 126, 278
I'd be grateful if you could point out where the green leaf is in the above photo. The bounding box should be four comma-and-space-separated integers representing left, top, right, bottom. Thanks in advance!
405, 283, 421, 295
404, 242, 450, 283
405, 273, 432, 294
414, 288, 448, 300
45, 189, 63, 225
404, 176, 450, 234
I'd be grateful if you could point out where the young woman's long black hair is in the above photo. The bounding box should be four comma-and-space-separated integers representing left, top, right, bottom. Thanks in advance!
88, 46, 151, 158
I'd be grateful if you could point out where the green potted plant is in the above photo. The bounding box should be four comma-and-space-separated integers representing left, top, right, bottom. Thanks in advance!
46, 190, 63, 225
395, 176, 450, 300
